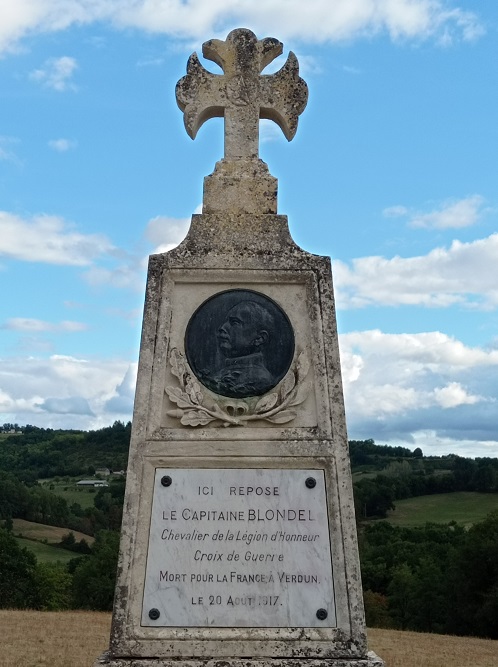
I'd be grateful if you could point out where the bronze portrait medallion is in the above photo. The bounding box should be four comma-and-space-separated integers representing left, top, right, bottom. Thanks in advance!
185, 289, 295, 399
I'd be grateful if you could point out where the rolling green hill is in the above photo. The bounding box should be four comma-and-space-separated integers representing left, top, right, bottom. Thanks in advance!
386, 491, 498, 527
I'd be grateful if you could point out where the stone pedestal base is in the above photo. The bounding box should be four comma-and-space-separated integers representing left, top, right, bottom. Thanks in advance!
94, 655, 385, 667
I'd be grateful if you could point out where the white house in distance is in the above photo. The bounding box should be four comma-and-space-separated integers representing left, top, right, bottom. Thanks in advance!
76, 480, 109, 488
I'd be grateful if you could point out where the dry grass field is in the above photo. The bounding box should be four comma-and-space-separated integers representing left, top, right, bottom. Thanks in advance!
0, 610, 497, 666
367, 627, 498, 666
0, 610, 110, 667
12, 519, 94, 545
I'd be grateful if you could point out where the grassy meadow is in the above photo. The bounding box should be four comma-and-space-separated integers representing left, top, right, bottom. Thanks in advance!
39, 478, 99, 509
386, 492, 498, 527
12, 518, 94, 563
15, 537, 78, 564
0, 610, 497, 667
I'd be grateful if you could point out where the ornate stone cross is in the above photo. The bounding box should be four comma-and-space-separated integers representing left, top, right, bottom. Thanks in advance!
175, 29, 308, 214
176, 28, 308, 160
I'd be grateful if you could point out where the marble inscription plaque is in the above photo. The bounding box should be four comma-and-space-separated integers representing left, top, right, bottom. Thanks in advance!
142, 468, 336, 627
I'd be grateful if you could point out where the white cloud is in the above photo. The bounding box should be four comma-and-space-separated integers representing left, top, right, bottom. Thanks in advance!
145, 215, 190, 254
105, 363, 138, 413
30, 56, 78, 91
433, 381, 482, 408
411, 195, 486, 229
0, 354, 134, 428
334, 233, 498, 310
0, 1, 484, 55
114, 0, 484, 45
407, 431, 498, 458
2, 318, 88, 332
343, 329, 498, 370
385, 195, 487, 229
83, 263, 146, 290
37, 396, 94, 415
0, 211, 113, 265
339, 329, 498, 453
434, 7, 485, 46
0, 3, 91, 55
1, 329, 496, 456
82, 215, 190, 289
48, 138, 77, 152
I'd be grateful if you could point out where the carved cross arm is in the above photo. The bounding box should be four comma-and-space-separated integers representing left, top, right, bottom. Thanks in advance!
259, 52, 308, 141
175, 52, 224, 140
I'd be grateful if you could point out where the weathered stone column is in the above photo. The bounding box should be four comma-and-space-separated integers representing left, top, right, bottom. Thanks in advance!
95, 27, 384, 667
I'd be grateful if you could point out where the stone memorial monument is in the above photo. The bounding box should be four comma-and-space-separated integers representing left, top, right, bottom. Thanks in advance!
96, 27, 384, 667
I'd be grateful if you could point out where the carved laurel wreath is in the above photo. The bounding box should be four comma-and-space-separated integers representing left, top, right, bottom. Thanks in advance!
165, 348, 311, 427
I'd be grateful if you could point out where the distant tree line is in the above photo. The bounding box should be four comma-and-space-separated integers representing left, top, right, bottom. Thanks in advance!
349, 439, 422, 467
351, 442, 498, 519
360, 514, 498, 639
0, 421, 131, 481
1, 423, 22, 433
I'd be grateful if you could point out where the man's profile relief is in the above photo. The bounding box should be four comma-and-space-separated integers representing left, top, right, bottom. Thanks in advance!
185, 290, 295, 399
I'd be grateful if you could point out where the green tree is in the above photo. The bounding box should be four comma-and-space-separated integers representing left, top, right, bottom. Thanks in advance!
0, 527, 40, 608
0, 472, 30, 520
60, 531, 76, 548
36, 562, 72, 610
473, 464, 497, 492
71, 530, 119, 610
448, 511, 498, 638
387, 563, 415, 630
354, 477, 395, 518
363, 589, 391, 628
409, 556, 447, 633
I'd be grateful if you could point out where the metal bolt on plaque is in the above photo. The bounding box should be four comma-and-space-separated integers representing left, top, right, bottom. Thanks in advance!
305, 477, 316, 488
160, 475, 172, 487
149, 608, 160, 620
316, 609, 328, 621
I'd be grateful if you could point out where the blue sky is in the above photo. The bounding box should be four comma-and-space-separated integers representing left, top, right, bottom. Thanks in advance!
1, 1, 497, 457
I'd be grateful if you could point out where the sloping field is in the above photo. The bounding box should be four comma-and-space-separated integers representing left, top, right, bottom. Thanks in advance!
386, 492, 498, 527
15, 537, 80, 564
13, 518, 94, 545
0, 610, 497, 667
39, 479, 100, 509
